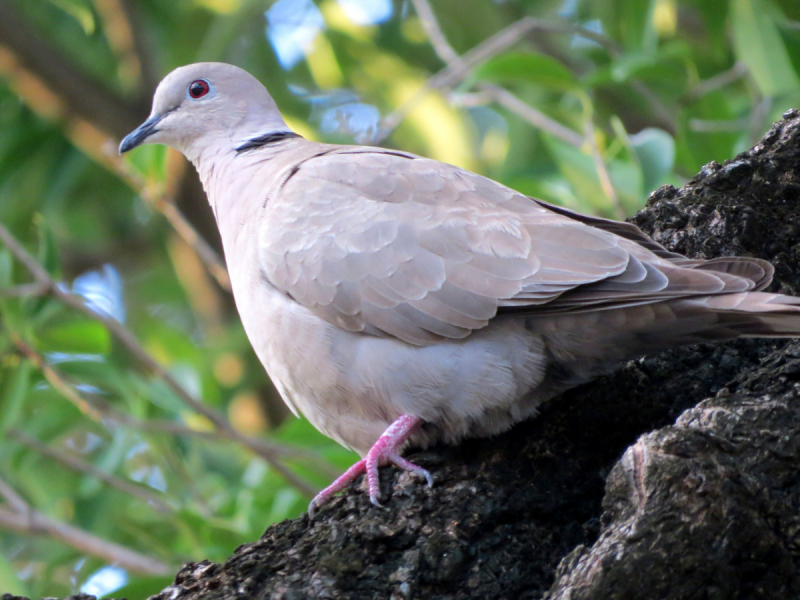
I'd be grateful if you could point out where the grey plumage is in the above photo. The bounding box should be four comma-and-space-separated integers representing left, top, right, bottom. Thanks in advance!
121, 62, 800, 508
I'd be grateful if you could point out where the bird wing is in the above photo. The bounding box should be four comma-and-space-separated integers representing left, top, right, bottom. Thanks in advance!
258, 148, 769, 345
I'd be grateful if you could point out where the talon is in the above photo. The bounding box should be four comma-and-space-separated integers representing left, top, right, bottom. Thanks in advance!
305, 414, 427, 515
389, 452, 434, 488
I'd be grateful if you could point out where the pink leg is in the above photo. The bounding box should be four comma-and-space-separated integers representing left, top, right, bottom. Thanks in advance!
308, 414, 432, 516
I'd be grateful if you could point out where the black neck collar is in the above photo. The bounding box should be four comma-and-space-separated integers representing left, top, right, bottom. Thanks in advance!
235, 131, 301, 153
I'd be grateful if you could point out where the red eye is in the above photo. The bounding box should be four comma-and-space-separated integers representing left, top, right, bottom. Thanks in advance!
188, 79, 210, 99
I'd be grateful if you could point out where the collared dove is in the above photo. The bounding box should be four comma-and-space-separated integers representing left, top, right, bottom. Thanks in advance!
121, 63, 800, 515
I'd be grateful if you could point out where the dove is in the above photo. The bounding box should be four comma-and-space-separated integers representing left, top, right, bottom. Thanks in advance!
120, 62, 800, 515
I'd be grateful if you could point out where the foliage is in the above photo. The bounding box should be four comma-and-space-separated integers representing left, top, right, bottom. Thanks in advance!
0, 0, 799, 596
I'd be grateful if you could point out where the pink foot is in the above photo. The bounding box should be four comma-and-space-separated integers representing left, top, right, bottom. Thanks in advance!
308, 414, 433, 516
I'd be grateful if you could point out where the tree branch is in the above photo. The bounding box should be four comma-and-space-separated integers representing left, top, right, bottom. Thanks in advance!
686, 61, 748, 101
12, 336, 337, 473
584, 118, 625, 219
0, 283, 49, 297
393, 0, 677, 144
9, 429, 174, 513
0, 1, 146, 137
472, 83, 585, 148
0, 474, 172, 575
119, 0, 161, 92
110, 153, 231, 291
0, 475, 30, 514
409, 0, 460, 64
0, 222, 320, 497
0, 3, 228, 295
378, 8, 593, 148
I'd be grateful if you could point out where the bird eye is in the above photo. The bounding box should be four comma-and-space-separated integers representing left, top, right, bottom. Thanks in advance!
188, 79, 210, 99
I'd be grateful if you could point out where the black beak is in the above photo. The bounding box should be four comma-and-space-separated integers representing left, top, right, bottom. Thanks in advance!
119, 114, 164, 154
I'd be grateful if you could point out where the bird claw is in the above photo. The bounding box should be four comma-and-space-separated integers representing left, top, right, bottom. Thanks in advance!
306, 414, 430, 516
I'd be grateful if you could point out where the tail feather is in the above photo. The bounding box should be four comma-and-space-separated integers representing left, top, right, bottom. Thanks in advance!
690, 292, 800, 337
688, 257, 774, 291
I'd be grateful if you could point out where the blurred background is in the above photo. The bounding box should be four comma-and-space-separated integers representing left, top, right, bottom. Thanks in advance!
0, 0, 799, 596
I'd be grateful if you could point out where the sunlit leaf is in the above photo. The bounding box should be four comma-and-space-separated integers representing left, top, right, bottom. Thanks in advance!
731, 0, 800, 96
473, 52, 579, 92
0, 359, 32, 430
46, 0, 96, 34
0, 551, 28, 596
36, 319, 112, 355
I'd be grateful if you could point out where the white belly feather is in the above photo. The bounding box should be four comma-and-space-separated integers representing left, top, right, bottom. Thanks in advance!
234, 273, 549, 455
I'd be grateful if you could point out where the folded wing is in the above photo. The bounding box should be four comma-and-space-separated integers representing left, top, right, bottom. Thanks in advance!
259, 149, 772, 345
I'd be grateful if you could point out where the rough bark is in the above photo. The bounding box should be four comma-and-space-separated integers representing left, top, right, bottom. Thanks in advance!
16, 110, 800, 600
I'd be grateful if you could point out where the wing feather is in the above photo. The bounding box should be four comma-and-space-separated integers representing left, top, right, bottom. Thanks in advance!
259, 148, 772, 345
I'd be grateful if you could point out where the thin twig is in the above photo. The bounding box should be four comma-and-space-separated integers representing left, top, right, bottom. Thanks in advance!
9, 429, 174, 513
687, 61, 748, 101
110, 153, 231, 291
119, 0, 160, 91
584, 119, 625, 219
0, 283, 49, 297
378, 17, 535, 139
0, 222, 319, 497
13, 336, 335, 470
379, 7, 593, 147
400, 0, 678, 143
0, 2, 145, 138
629, 80, 677, 136
109, 412, 334, 468
475, 83, 585, 147
13, 335, 105, 422
748, 95, 772, 147
688, 118, 749, 133
0, 476, 29, 514
409, 0, 460, 63
0, 474, 172, 575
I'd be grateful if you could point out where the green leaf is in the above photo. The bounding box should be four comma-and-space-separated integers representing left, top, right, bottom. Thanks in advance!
0, 249, 12, 287
34, 216, 60, 278
36, 319, 111, 354
46, 0, 97, 35
108, 575, 174, 600
591, 0, 657, 52
676, 90, 740, 173
473, 52, 579, 92
630, 128, 675, 193
124, 144, 168, 185
731, 0, 800, 96
0, 551, 28, 596
0, 359, 32, 430
773, 0, 800, 20
778, 23, 800, 80
610, 53, 657, 83
267, 488, 303, 524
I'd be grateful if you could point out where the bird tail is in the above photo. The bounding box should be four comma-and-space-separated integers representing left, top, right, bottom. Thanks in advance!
689, 292, 800, 338
529, 290, 800, 388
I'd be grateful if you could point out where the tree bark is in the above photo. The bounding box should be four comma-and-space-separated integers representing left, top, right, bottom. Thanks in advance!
15, 110, 800, 600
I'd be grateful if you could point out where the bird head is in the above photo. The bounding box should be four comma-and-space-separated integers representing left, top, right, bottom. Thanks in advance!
119, 62, 289, 161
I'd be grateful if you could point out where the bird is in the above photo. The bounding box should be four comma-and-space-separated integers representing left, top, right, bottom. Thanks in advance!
120, 62, 800, 515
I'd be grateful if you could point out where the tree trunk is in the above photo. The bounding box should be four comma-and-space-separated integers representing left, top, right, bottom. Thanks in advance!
22, 110, 800, 600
